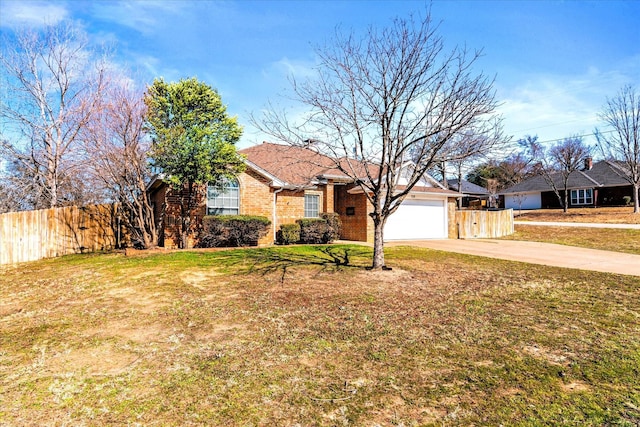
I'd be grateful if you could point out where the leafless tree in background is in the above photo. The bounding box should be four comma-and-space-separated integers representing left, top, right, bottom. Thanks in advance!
0, 22, 108, 210
82, 80, 158, 248
523, 135, 591, 213
597, 85, 640, 213
255, 11, 503, 269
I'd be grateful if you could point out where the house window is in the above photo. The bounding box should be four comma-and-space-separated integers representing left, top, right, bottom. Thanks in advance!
304, 193, 320, 218
570, 189, 593, 205
207, 177, 239, 215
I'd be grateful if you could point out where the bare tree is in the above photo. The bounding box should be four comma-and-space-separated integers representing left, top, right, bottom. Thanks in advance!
439, 132, 497, 208
82, 79, 158, 248
0, 166, 26, 213
466, 152, 539, 195
597, 85, 640, 213
255, 12, 502, 269
523, 135, 591, 213
512, 193, 528, 216
0, 22, 107, 209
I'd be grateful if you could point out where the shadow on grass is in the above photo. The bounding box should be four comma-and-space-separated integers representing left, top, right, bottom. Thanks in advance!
210, 244, 373, 282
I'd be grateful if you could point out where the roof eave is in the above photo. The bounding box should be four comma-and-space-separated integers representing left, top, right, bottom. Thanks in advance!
244, 159, 288, 188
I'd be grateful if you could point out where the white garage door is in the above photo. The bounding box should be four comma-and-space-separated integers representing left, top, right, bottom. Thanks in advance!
384, 199, 447, 240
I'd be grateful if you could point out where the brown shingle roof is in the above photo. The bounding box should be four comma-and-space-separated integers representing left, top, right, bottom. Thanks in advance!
240, 142, 355, 187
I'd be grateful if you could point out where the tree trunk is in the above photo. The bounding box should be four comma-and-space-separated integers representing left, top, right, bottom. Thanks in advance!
48, 161, 58, 208
371, 217, 385, 270
634, 183, 639, 214
180, 213, 189, 249
563, 190, 569, 213
179, 182, 194, 249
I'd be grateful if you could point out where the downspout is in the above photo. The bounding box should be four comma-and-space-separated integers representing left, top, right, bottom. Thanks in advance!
272, 187, 284, 243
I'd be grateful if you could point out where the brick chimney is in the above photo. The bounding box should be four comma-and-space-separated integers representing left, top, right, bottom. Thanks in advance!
583, 156, 593, 171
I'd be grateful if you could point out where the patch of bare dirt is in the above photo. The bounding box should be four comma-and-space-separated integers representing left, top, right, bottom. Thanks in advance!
48, 343, 139, 376
106, 287, 170, 313
179, 270, 221, 289
497, 387, 523, 397
522, 345, 571, 366
561, 381, 590, 392
85, 319, 167, 343
194, 323, 248, 342
358, 267, 414, 284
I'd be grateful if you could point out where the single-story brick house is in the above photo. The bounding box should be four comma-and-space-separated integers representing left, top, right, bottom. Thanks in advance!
499, 158, 638, 210
148, 142, 461, 248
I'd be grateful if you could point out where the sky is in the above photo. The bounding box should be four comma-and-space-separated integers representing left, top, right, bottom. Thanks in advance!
1, 0, 639, 154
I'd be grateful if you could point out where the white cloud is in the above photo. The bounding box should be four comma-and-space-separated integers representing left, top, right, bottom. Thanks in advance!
265, 57, 318, 81
497, 61, 640, 148
0, 0, 68, 28
89, 0, 186, 35
133, 54, 161, 79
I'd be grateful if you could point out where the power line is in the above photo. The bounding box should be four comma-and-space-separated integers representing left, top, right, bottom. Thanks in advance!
516, 129, 616, 145
510, 116, 601, 134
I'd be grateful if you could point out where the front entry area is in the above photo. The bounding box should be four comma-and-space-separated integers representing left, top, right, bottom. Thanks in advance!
384, 198, 447, 240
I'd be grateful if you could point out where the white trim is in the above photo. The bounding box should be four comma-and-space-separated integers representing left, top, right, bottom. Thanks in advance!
570, 188, 594, 205
244, 159, 286, 188
304, 191, 322, 218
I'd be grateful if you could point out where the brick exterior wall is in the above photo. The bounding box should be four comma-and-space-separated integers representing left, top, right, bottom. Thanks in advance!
149, 183, 207, 249
238, 169, 274, 244
323, 180, 334, 213
151, 175, 458, 247
275, 189, 305, 227
334, 184, 373, 242
151, 171, 346, 247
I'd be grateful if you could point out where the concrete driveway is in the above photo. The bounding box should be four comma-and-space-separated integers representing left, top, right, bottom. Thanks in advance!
385, 239, 640, 277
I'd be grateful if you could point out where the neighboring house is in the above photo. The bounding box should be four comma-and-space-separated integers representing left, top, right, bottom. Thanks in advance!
499, 159, 637, 210
446, 179, 492, 208
148, 142, 461, 247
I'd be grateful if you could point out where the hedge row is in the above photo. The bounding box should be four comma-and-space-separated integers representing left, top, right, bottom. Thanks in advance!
198, 213, 342, 247
276, 213, 342, 245
198, 215, 270, 247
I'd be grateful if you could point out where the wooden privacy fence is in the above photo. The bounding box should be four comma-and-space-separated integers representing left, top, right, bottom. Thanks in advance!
456, 209, 514, 239
0, 204, 120, 265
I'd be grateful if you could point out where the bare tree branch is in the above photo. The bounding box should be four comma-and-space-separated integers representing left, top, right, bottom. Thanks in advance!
252, 11, 504, 269
80, 78, 158, 248
0, 21, 108, 209
597, 84, 640, 213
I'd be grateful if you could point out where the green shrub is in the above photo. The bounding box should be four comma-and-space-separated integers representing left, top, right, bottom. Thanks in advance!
276, 223, 301, 245
320, 212, 342, 243
297, 214, 342, 244
623, 196, 632, 206
199, 215, 270, 247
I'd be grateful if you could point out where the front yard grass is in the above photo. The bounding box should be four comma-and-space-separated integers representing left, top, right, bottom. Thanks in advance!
515, 206, 640, 224
1, 245, 639, 426
503, 225, 640, 255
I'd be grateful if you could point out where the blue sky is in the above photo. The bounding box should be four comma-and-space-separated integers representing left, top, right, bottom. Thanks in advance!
1, 0, 639, 151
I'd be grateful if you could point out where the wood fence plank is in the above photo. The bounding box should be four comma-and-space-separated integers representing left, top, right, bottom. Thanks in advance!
0, 204, 119, 265
456, 209, 514, 239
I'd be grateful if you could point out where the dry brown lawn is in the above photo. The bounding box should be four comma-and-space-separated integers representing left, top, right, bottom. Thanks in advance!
515, 206, 640, 224
506, 207, 640, 254
1, 246, 639, 426
503, 225, 640, 255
